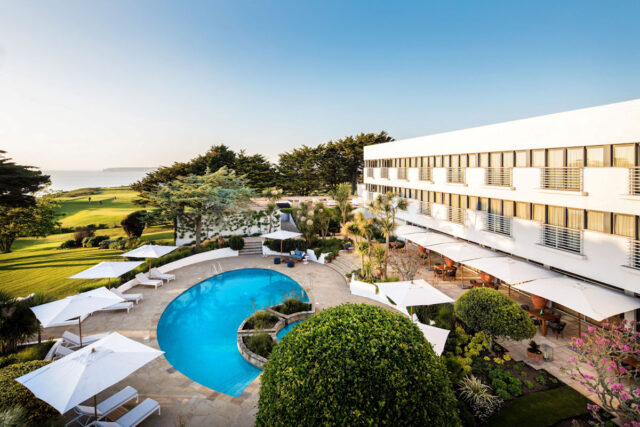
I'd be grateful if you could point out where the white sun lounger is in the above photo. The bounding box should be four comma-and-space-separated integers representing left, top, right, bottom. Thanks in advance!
134, 273, 163, 290
52, 344, 75, 361
62, 331, 108, 349
91, 398, 160, 427
111, 289, 143, 304
67, 386, 139, 427
149, 268, 175, 283
98, 301, 134, 313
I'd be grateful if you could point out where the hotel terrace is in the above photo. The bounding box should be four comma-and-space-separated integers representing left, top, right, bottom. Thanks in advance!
363, 99, 640, 324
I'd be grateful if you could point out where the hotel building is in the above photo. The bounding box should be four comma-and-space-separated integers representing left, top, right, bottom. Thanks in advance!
362, 99, 640, 319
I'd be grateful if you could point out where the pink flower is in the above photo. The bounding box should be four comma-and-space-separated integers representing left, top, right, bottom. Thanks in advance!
568, 357, 577, 363
620, 392, 631, 401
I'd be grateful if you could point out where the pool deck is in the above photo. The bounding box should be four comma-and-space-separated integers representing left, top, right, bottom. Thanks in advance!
44, 255, 386, 427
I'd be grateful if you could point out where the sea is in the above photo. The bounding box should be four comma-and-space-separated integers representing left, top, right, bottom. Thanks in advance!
44, 169, 156, 192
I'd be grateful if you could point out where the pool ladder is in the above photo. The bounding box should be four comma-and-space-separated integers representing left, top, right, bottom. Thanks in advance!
210, 262, 223, 275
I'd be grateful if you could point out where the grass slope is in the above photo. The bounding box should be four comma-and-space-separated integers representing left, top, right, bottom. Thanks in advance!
55, 187, 142, 228
487, 385, 590, 427
0, 226, 173, 298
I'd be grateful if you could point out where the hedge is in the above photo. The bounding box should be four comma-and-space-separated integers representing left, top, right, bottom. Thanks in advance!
0, 361, 58, 425
257, 304, 461, 426
264, 238, 308, 253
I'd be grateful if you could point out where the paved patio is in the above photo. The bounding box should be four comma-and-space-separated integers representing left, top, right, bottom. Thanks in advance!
43, 255, 387, 427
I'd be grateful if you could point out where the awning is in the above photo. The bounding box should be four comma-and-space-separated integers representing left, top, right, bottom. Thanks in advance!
464, 256, 558, 285
414, 323, 450, 356
378, 279, 454, 308
405, 231, 458, 248
427, 242, 502, 263
515, 277, 640, 321
260, 230, 302, 240
395, 224, 426, 239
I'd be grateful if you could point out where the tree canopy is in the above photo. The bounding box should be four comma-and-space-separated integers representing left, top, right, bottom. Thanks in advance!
257, 304, 460, 426
454, 288, 536, 350
0, 151, 50, 208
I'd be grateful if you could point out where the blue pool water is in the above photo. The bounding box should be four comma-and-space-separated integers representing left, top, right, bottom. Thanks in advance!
276, 321, 302, 340
157, 268, 308, 397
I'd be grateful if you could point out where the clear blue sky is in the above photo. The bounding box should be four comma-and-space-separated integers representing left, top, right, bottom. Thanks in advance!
1, 0, 639, 170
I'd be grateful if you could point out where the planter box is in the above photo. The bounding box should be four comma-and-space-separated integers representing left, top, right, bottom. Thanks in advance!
237, 334, 271, 369
267, 304, 314, 325
237, 316, 283, 336
527, 350, 544, 361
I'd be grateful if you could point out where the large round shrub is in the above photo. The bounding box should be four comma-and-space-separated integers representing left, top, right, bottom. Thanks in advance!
454, 288, 536, 349
0, 361, 58, 425
257, 304, 460, 426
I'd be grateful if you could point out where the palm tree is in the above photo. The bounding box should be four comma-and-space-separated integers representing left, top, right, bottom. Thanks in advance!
0, 291, 39, 354
367, 192, 407, 279
26, 291, 55, 343
333, 182, 353, 226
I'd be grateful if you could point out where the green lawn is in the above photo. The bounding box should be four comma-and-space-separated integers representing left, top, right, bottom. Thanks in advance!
0, 226, 173, 298
55, 187, 143, 228
487, 386, 591, 427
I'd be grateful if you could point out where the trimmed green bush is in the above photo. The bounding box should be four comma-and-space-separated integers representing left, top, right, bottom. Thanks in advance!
454, 288, 536, 349
246, 333, 275, 358
57, 239, 77, 249
86, 235, 109, 248
277, 298, 311, 315
228, 235, 245, 250
265, 238, 308, 253
0, 361, 58, 425
257, 304, 460, 426
121, 210, 147, 238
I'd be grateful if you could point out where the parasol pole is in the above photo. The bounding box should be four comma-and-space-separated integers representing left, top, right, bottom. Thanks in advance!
78, 316, 83, 347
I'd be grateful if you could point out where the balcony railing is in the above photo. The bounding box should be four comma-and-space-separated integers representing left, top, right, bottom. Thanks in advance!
419, 167, 433, 182
446, 167, 466, 184
630, 168, 640, 195
629, 239, 640, 270
447, 205, 466, 225
397, 167, 408, 180
540, 224, 583, 254
540, 167, 583, 192
485, 212, 512, 236
485, 168, 513, 187
366, 168, 374, 178
380, 167, 389, 179
419, 201, 432, 217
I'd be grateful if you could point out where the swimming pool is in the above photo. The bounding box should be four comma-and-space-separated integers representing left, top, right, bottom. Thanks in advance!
157, 268, 308, 397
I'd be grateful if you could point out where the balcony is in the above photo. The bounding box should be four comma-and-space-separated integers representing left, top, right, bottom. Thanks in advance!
366, 168, 374, 178
630, 168, 640, 195
419, 201, 432, 216
447, 205, 466, 225
446, 167, 466, 184
397, 167, 408, 180
629, 240, 640, 270
485, 168, 513, 187
484, 213, 512, 236
540, 167, 583, 192
419, 167, 433, 182
380, 167, 389, 179
540, 224, 583, 254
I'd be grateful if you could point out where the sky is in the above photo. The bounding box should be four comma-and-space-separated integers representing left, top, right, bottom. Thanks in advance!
0, 1, 639, 171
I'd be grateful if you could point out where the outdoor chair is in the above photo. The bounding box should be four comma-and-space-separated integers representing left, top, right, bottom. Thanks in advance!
67, 386, 139, 427
549, 321, 566, 338
274, 257, 281, 265
149, 268, 175, 282
110, 289, 143, 305
62, 331, 108, 349
344, 242, 354, 251
90, 397, 160, 427
52, 344, 74, 361
134, 273, 163, 290
446, 267, 457, 278
291, 250, 305, 261
521, 304, 530, 311
287, 260, 295, 268
98, 301, 134, 313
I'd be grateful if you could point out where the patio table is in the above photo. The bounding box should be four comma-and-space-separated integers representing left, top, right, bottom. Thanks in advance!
527, 309, 560, 336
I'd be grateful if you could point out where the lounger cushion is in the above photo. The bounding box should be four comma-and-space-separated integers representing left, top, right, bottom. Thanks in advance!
117, 398, 159, 427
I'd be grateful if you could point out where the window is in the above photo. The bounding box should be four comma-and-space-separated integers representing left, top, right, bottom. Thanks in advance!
468, 154, 477, 167
547, 148, 564, 167
515, 151, 528, 167
547, 206, 565, 226
516, 202, 530, 219
567, 147, 584, 167
478, 197, 489, 212
451, 155, 459, 168
503, 152, 514, 168
460, 155, 468, 168
479, 153, 489, 168
503, 201, 514, 217
567, 208, 584, 229
468, 196, 478, 210
614, 214, 636, 238
435, 192, 442, 204
614, 144, 636, 167
460, 195, 468, 208
586, 211, 605, 232
532, 204, 545, 222
435, 156, 442, 167
586, 146, 605, 167
444, 156, 451, 168
532, 150, 545, 167
489, 199, 502, 214
490, 152, 502, 168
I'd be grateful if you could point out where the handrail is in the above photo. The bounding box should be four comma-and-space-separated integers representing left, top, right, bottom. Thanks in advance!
380, 167, 389, 179
485, 212, 512, 236
485, 167, 513, 187
540, 167, 583, 192
630, 168, 640, 195
446, 167, 466, 184
366, 168, 374, 178
447, 205, 466, 225
419, 167, 433, 182
420, 201, 432, 217
540, 223, 583, 254
396, 167, 408, 180
629, 239, 640, 270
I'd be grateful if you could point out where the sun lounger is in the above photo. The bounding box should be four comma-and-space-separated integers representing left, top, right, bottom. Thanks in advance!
52, 344, 75, 361
62, 331, 108, 349
98, 302, 134, 313
110, 289, 142, 304
149, 268, 175, 282
134, 273, 163, 290
91, 398, 160, 427
67, 386, 139, 427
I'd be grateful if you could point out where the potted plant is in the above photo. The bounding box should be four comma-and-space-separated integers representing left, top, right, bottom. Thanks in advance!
526, 340, 543, 361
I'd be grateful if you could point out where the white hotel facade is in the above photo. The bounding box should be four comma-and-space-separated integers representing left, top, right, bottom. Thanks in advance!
362, 99, 640, 319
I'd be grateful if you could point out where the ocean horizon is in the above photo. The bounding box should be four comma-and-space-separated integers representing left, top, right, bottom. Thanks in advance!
44, 169, 156, 192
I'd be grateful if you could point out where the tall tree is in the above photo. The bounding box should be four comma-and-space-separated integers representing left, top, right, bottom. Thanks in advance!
277, 146, 322, 196
142, 168, 254, 249
0, 196, 60, 253
234, 150, 278, 190
367, 192, 407, 279
262, 187, 283, 233
0, 151, 50, 208
336, 131, 394, 193
333, 182, 353, 226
